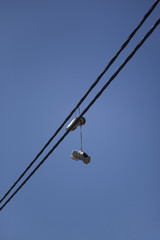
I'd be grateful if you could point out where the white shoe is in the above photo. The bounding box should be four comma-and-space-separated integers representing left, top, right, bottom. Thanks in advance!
66, 117, 86, 131
71, 150, 90, 164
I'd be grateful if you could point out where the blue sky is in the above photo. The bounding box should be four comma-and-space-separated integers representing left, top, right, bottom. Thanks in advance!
0, 0, 160, 239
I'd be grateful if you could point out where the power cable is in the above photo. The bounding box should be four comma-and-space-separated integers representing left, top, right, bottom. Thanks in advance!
0, 0, 159, 204
0, 18, 159, 211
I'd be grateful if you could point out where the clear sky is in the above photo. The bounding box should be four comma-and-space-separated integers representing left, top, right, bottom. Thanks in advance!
0, 0, 160, 239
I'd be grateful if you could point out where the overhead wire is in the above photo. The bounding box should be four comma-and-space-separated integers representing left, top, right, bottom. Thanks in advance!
0, 18, 159, 211
0, 0, 159, 205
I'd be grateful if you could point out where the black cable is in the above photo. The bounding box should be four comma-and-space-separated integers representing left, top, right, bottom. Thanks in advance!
0, 0, 159, 204
0, 18, 159, 211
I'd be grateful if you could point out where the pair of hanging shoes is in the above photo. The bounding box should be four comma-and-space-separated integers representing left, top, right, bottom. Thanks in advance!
66, 116, 91, 164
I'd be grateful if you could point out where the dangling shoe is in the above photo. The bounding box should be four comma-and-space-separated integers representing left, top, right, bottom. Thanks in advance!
66, 117, 86, 131
71, 150, 90, 164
